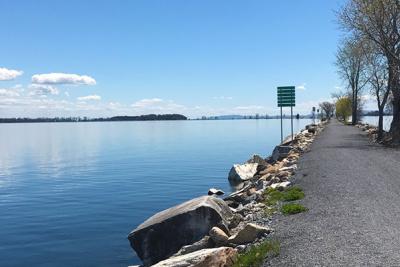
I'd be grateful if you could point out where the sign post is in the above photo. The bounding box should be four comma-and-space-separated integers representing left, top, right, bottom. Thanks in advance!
277, 86, 296, 142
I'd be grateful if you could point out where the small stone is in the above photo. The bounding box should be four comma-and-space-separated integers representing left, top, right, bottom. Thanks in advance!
208, 188, 225, 196
279, 165, 297, 172
229, 213, 243, 229
270, 181, 291, 189
209, 226, 229, 246
228, 223, 272, 245
236, 245, 246, 252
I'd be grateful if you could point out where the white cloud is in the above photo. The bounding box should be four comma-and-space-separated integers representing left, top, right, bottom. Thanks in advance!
131, 98, 185, 112
77, 94, 101, 101
235, 105, 265, 110
28, 84, 59, 96
32, 73, 96, 85
0, 67, 23, 81
131, 98, 163, 108
361, 94, 374, 101
297, 83, 306, 91
0, 88, 20, 97
213, 96, 233, 100
64, 91, 70, 97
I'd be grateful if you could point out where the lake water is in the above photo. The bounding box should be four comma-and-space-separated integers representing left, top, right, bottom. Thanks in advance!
0, 119, 315, 266
361, 115, 393, 131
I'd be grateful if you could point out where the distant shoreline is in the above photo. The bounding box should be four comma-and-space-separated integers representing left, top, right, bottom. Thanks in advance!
0, 114, 390, 124
0, 114, 187, 123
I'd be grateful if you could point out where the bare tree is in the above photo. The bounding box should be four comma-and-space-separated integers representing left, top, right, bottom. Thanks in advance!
319, 102, 335, 119
338, 0, 400, 143
364, 42, 391, 140
335, 37, 368, 125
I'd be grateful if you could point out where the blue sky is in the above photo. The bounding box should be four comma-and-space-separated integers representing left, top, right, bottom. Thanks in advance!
0, 0, 345, 118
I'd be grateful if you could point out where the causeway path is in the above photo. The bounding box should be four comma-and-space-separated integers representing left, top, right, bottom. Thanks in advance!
265, 120, 400, 266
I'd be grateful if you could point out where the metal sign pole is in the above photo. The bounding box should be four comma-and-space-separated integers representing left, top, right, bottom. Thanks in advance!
291, 106, 293, 141
280, 106, 283, 143
277, 86, 295, 143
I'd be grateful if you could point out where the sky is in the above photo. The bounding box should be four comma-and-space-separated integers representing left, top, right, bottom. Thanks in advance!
0, 0, 347, 118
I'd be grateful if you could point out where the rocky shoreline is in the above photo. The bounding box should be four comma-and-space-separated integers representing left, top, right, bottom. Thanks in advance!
128, 121, 327, 267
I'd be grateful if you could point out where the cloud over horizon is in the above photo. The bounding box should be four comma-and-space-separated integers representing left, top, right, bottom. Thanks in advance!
0, 67, 23, 81
77, 95, 101, 101
0, 88, 21, 97
31, 73, 96, 85
29, 84, 59, 97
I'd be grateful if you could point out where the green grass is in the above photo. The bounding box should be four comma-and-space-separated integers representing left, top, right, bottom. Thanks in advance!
282, 186, 305, 201
264, 186, 308, 216
281, 203, 308, 215
264, 186, 305, 206
233, 240, 280, 267
264, 188, 284, 206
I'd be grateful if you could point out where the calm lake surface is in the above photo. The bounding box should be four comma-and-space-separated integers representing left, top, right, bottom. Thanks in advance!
362, 115, 393, 131
0, 119, 315, 266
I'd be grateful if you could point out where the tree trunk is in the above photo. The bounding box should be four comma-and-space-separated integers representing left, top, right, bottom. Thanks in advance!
378, 106, 384, 141
389, 58, 400, 144
352, 89, 357, 125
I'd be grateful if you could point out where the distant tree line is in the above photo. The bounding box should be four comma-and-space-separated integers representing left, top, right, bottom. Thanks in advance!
0, 114, 187, 123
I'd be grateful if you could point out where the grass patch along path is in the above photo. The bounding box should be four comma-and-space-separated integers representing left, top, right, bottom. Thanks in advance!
281, 203, 308, 215
233, 240, 280, 267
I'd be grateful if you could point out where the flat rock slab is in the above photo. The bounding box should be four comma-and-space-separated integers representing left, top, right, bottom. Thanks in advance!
152, 247, 237, 267
128, 196, 233, 266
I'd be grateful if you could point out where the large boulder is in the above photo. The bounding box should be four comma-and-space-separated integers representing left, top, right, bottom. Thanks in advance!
174, 236, 214, 257
152, 247, 238, 267
246, 154, 268, 165
128, 196, 233, 266
271, 145, 292, 162
228, 163, 258, 183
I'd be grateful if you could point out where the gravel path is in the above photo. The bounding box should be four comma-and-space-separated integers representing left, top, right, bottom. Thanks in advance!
264, 120, 400, 266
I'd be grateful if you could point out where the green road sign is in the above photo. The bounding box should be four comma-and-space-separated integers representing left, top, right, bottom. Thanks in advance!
277, 86, 295, 107
277, 86, 296, 143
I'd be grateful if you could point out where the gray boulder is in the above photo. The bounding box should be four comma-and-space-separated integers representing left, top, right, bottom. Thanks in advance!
174, 236, 214, 256
271, 145, 293, 162
228, 163, 258, 183
128, 196, 233, 266
246, 154, 267, 165
152, 247, 238, 267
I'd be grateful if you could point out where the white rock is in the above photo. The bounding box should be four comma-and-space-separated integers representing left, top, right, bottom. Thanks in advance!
152, 247, 237, 267
270, 181, 291, 189
208, 188, 225, 196
228, 163, 258, 182
279, 165, 297, 172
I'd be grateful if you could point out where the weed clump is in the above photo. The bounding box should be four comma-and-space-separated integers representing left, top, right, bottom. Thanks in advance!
233, 240, 280, 267
281, 203, 308, 215
282, 186, 305, 201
